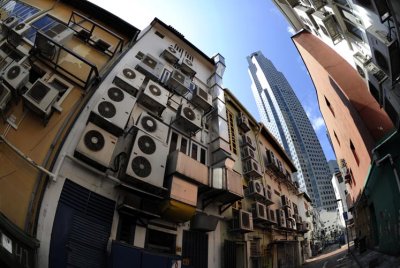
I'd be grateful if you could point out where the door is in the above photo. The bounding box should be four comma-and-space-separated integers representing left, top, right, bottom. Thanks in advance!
49, 179, 115, 268
182, 230, 208, 268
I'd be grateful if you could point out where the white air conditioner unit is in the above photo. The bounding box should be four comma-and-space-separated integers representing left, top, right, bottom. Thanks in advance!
248, 180, 264, 198
8, 22, 31, 47
264, 188, 273, 202
1, 16, 18, 34
44, 23, 74, 45
135, 110, 169, 143
74, 122, 118, 171
252, 202, 268, 221
366, 62, 388, 106
281, 195, 290, 207
267, 208, 276, 222
113, 66, 145, 97
294, 5, 318, 30
125, 129, 168, 188
135, 53, 163, 81
366, 25, 400, 82
286, 219, 293, 229
241, 145, 255, 160
237, 112, 250, 133
277, 209, 286, 228
137, 80, 169, 116
232, 209, 253, 232
190, 86, 212, 111
175, 102, 202, 133
180, 58, 195, 77
0, 83, 11, 112
285, 207, 293, 219
90, 86, 136, 136
242, 158, 262, 179
353, 52, 372, 81
162, 45, 180, 64
2, 61, 29, 92
166, 69, 190, 95
308, 0, 325, 10
312, 11, 341, 43
22, 79, 58, 121
241, 134, 254, 149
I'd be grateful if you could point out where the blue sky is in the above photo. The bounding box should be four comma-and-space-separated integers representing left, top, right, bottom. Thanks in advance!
92, 0, 336, 161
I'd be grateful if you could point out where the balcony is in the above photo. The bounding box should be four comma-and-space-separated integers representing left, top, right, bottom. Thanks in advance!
166, 151, 208, 186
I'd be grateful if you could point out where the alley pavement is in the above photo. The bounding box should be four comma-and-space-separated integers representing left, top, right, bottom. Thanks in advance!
303, 243, 400, 268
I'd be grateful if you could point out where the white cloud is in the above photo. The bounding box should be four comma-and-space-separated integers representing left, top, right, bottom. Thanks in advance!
287, 26, 296, 35
312, 117, 325, 132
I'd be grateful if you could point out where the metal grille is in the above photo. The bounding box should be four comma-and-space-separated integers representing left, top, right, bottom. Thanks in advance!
182, 231, 208, 268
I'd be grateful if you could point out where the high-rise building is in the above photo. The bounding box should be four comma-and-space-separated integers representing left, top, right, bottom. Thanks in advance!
247, 51, 337, 211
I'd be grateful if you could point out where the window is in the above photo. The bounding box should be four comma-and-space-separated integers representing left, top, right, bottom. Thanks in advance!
191, 143, 198, 160
226, 109, 238, 155
350, 140, 360, 166
325, 96, 335, 117
333, 130, 340, 146
180, 137, 188, 154
200, 148, 206, 165
146, 228, 176, 254
169, 132, 178, 154
344, 20, 364, 41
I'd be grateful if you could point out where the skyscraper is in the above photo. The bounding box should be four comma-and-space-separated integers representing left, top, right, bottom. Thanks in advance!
247, 51, 336, 211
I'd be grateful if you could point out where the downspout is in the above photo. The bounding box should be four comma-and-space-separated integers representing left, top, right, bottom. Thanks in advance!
375, 154, 400, 193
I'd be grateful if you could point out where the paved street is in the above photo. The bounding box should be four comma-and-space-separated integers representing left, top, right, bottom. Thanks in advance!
303, 244, 354, 268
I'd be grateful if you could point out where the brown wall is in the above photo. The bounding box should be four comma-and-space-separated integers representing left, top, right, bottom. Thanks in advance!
292, 32, 393, 204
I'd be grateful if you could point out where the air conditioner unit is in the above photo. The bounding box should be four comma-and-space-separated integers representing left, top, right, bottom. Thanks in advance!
180, 58, 195, 77
277, 209, 286, 228
44, 23, 74, 45
1, 16, 18, 35
2, 61, 29, 92
312, 11, 341, 43
248, 180, 264, 198
8, 22, 31, 47
281, 195, 290, 207
166, 69, 190, 95
242, 158, 262, 179
265, 188, 273, 202
232, 209, 253, 232
135, 110, 169, 143
125, 129, 168, 188
190, 86, 212, 111
237, 112, 250, 133
241, 134, 254, 149
366, 25, 400, 82
113, 66, 145, 97
252, 202, 268, 221
267, 208, 276, 222
286, 219, 293, 229
383, 82, 400, 128
90, 86, 136, 136
366, 62, 388, 106
353, 52, 372, 81
285, 207, 293, 219
22, 79, 59, 121
74, 122, 118, 171
241, 145, 255, 160
135, 53, 163, 81
0, 83, 11, 112
162, 45, 180, 64
308, 0, 325, 10
175, 102, 202, 133
137, 80, 169, 115
294, 5, 318, 30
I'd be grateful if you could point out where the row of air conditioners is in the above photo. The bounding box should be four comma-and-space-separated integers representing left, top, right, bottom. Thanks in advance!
136, 53, 212, 111
161, 45, 196, 77
247, 180, 273, 203
293, 5, 341, 44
